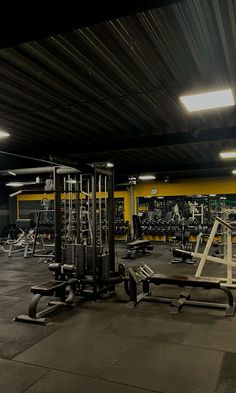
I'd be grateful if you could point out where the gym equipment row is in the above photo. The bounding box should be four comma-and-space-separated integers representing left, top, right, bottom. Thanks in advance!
1, 219, 45, 258
114, 219, 130, 236
9, 163, 236, 325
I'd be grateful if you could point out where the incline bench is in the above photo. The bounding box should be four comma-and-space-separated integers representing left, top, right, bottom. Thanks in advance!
15, 279, 77, 325
122, 240, 153, 259
127, 266, 235, 316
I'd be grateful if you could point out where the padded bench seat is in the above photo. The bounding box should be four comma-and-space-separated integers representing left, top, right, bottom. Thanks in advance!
127, 240, 151, 247
148, 274, 221, 289
31, 280, 66, 296
122, 240, 153, 259
15, 279, 77, 325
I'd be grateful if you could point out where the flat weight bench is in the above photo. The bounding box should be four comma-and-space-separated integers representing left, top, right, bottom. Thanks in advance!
127, 269, 235, 316
122, 240, 153, 259
15, 279, 77, 325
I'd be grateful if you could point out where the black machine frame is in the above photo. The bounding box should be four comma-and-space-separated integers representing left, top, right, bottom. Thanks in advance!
15, 163, 124, 325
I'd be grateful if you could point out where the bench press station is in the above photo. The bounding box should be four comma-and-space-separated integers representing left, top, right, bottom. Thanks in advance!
122, 239, 153, 259
122, 214, 153, 259
127, 265, 235, 316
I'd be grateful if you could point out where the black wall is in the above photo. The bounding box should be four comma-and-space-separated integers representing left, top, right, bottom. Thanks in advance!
0, 186, 10, 234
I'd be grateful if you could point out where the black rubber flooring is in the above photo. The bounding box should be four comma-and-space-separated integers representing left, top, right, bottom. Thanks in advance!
0, 242, 235, 392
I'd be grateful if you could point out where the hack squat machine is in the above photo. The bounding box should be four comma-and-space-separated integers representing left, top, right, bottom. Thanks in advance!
16, 163, 126, 325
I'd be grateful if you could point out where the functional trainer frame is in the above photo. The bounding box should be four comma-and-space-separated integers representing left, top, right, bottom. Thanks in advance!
15, 163, 125, 324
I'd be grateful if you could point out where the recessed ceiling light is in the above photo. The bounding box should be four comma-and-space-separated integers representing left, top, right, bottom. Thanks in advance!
139, 175, 156, 180
180, 88, 234, 112
0, 130, 10, 138
232, 170, 236, 175
220, 151, 236, 159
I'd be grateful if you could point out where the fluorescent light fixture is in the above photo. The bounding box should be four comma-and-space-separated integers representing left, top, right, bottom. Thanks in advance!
220, 196, 227, 200
9, 190, 22, 197
157, 196, 164, 199
8, 171, 16, 176
209, 194, 216, 197
0, 130, 10, 138
139, 175, 156, 180
106, 162, 114, 168
7, 180, 39, 187
6, 182, 24, 187
66, 180, 77, 184
232, 170, 236, 175
180, 89, 234, 112
220, 151, 236, 159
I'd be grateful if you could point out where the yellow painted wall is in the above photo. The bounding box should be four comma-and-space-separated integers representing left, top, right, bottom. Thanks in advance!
16, 176, 236, 223
134, 176, 236, 197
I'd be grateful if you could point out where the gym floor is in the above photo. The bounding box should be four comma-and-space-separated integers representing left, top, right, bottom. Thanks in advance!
0, 242, 235, 393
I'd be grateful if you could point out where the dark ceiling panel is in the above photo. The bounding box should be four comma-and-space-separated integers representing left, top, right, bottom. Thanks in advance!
0, 0, 235, 180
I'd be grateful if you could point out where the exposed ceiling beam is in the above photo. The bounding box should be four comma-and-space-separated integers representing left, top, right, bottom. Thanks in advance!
67, 126, 236, 154
119, 160, 236, 176
0, 1, 184, 49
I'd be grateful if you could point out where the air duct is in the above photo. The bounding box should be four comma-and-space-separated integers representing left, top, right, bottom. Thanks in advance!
0, 166, 81, 176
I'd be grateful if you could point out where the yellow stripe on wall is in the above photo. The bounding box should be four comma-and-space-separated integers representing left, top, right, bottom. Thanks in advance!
16, 176, 236, 222
17, 191, 130, 222
134, 176, 236, 197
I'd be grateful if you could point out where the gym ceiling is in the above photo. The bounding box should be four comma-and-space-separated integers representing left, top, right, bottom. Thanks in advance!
0, 0, 235, 182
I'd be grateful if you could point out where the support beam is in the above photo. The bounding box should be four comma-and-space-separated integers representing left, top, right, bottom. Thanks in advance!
117, 160, 236, 177
70, 126, 236, 154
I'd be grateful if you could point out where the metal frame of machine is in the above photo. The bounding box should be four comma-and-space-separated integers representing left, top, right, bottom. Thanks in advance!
15, 163, 125, 325
126, 264, 235, 316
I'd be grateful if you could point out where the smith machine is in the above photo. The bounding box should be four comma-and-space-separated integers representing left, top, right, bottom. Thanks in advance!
16, 163, 125, 325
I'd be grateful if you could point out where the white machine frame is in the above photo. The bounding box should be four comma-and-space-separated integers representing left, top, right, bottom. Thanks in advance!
177, 216, 236, 287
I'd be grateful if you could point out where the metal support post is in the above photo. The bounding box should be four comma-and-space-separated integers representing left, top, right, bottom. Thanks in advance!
75, 180, 80, 244
53, 168, 62, 264
108, 168, 115, 271
129, 184, 135, 238
92, 167, 97, 299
